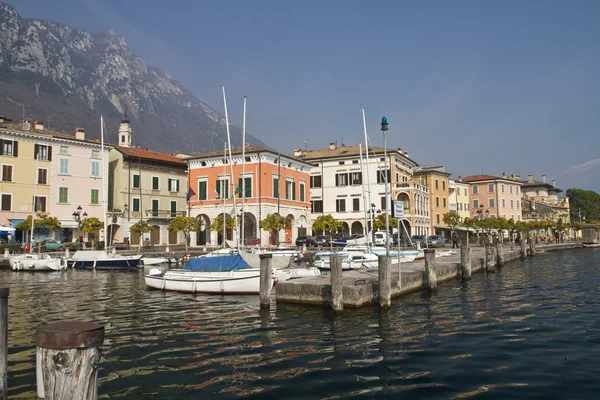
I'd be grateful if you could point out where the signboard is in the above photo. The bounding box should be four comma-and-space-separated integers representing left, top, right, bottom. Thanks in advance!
392, 200, 404, 218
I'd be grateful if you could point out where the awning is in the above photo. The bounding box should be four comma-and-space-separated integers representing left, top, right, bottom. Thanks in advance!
433, 225, 476, 233
0, 226, 15, 232
59, 221, 79, 228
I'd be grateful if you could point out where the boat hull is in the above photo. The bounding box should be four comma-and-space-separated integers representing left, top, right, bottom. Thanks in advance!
145, 268, 272, 294
70, 257, 142, 269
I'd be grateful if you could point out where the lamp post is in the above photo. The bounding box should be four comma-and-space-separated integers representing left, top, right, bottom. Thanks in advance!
381, 116, 389, 256
367, 203, 380, 245
475, 204, 489, 245
72, 205, 87, 246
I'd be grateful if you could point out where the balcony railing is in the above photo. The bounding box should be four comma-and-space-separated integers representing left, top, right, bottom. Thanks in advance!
144, 209, 186, 219
394, 181, 429, 193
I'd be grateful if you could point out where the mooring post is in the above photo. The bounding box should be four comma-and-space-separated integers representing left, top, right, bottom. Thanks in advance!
528, 237, 536, 256
330, 256, 343, 312
64, 247, 70, 258
519, 238, 527, 259
423, 249, 437, 291
259, 254, 273, 309
36, 321, 104, 400
0, 288, 8, 400
460, 243, 471, 280
2, 249, 8, 260
496, 242, 505, 266
378, 255, 391, 308
485, 244, 497, 273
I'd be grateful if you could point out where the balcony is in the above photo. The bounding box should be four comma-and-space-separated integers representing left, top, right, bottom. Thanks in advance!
144, 209, 187, 219
394, 181, 429, 193
449, 204, 457, 212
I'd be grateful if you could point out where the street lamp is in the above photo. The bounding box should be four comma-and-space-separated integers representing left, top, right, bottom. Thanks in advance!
367, 203, 380, 245
72, 205, 87, 245
381, 116, 390, 256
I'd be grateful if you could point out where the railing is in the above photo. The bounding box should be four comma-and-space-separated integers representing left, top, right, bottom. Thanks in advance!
144, 210, 186, 219
394, 181, 429, 193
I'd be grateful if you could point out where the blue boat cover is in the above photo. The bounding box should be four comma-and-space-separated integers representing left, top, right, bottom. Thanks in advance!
184, 254, 251, 271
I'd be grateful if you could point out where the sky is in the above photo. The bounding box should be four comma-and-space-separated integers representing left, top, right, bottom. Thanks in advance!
7, 0, 600, 192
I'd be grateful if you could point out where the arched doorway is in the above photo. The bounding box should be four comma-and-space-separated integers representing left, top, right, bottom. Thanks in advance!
168, 229, 178, 244
107, 224, 120, 246
285, 214, 294, 244
241, 212, 257, 245
397, 192, 410, 213
130, 230, 140, 247
341, 221, 349, 235
351, 221, 363, 235
216, 213, 233, 246
150, 225, 160, 244
196, 214, 210, 246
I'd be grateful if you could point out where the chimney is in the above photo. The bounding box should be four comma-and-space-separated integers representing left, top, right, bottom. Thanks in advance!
20, 120, 30, 131
458, 174, 462, 181
542, 174, 546, 183
294, 148, 302, 157
0, 115, 4, 123
552, 179, 556, 187
34, 120, 44, 130
528, 174, 534, 183
502, 172, 507, 179
75, 127, 85, 140
397, 147, 403, 153
329, 142, 336, 150
404, 151, 409, 158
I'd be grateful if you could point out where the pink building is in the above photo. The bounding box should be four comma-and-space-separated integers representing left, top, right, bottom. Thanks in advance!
463, 174, 523, 221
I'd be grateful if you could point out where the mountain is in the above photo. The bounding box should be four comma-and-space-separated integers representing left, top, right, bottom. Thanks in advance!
0, 2, 267, 153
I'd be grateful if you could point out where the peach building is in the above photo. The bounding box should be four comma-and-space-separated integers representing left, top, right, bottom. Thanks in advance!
186, 145, 313, 247
462, 173, 523, 221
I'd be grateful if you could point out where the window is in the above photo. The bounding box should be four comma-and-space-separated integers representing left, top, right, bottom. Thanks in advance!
170, 201, 177, 218
198, 180, 207, 200
311, 200, 323, 213
38, 168, 47, 184
336, 199, 346, 212
510, 199, 514, 208
339, 161, 345, 165
59, 158, 69, 175
442, 181, 446, 190
237, 177, 251, 198
273, 177, 279, 198
473, 199, 479, 208
217, 179, 229, 199
152, 176, 159, 190
2, 140, 14, 156
435, 180, 439, 189
132, 198, 140, 212
286, 180, 296, 200
443, 198, 446, 207
465, 204, 469, 211
502, 198, 506, 208
353, 198, 360, 211
472, 185, 478, 194
436, 214, 440, 224
464, 188, 468, 196
488, 183, 494, 193
436, 197, 440, 207
352, 160, 359, 164
132, 174, 140, 189
381, 196, 387, 210
310, 175, 322, 188
60, 145, 68, 154
516, 201, 520, 208
336, 173, 348, 186
517, 215, 521, 221
509, 185, 513, 194
58, 187, 68, 204
90, 160, 100, 178
535, 189, 540, 195
92, 150, 99, 158
90, 189, 99, 205
351, 172, 362, 185
34, 196, 46, 212
168, 178, 180, 192
489, 198, 495, 208
152, 199, 159, 217
299, 182, 305, 202
1, 165, 12, 182
516, 187, 519, 194
1, 194, 10, 211
501, 184, 505, 193
377, 169, 391, 184
35, 144, 50, 161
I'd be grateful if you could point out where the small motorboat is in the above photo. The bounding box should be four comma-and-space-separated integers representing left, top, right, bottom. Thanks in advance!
12, 254, 66, 271
141, 256, 176, 266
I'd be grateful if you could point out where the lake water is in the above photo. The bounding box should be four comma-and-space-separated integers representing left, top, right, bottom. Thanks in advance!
3, 248, 600, 399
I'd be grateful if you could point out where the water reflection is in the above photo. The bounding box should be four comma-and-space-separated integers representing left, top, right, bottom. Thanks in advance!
3, 249, 600, 398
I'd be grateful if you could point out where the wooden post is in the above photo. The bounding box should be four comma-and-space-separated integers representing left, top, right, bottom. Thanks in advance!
0, 288, 8, 400
485, 244, 497, 273
496, 242, 505, 266
36, 321, 104, 400
330, 256, 343, 312
378, 255, 391, 308
519, 238, 527, 259
64, 247, 70, 258
528, 238, 536, 256
460, 243, 471, 280
259, 254, 273, 309
2, 249, 8, 260
423, 249, 437, 291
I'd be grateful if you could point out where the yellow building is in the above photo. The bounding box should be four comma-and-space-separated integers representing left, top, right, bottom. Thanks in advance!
414, 166, 451, 236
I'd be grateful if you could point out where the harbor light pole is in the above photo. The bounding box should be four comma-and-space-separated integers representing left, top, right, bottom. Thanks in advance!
72, 205, 87, 247
381, 116, 389, 256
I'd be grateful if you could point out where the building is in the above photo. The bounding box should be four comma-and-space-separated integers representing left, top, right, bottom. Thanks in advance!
298, 143, 427, 237
414, 166, 451, 236
108, 120, 188, 246
452, 177, 471, 220
462, 173, 523, 221
187, 145, 312, 247
521, 174, 562, 205
0, 116, 109, 243
521, 174, 569, 225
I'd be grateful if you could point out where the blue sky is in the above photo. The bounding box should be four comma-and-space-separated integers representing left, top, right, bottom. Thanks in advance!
7, 0, 600, 191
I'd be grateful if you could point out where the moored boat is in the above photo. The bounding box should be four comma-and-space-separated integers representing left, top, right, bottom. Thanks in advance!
67, 250, 142, 269
141, 256, 176, 266
11, 254, 66, 271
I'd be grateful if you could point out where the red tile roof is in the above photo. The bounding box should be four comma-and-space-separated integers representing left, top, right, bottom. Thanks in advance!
116, 146, 186, 165
462, 174, 500, 182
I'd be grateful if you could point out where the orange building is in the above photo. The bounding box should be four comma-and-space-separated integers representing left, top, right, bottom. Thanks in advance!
186, 145, 313, 247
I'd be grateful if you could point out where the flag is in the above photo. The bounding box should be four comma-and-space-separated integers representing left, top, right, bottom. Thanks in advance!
186, 187, 195, 201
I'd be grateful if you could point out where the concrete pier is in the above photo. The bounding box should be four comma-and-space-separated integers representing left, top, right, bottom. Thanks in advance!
276, 242, 581, 308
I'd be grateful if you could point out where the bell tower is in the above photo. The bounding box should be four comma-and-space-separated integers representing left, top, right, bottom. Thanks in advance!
118, 118, 132, 148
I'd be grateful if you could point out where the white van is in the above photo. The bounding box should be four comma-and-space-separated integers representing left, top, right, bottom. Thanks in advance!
374, 232, 392, 246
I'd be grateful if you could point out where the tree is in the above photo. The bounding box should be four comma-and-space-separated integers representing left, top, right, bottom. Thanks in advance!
443, 212, 462, 232
81, 217, 104, 250
210, 214, 235, 233
129, 220, 152, 252
16, 213, 61, 253
506, 218, 517, 245
373, 213, 398, 232
462, 217, 477, 245
515, 220, 534, 243
493, 217, 511, 244
312, 214, 343, 236
167, 216, 199, 252
566, 188, 600, 222
259, 214, 291, 245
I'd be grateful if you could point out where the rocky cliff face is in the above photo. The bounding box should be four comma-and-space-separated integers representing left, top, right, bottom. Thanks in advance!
0, 3, 265, 152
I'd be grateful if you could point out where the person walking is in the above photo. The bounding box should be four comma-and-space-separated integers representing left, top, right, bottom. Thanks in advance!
451, 231, 458, 248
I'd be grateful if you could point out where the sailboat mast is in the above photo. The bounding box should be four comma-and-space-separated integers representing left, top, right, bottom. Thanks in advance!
361, 107, 373, 245
101, 115, 108, 246
30, 156, 39, 246
359, 143, 369, 237
221, 86, 238, 250
241, 96, 247, 249
222, 142, 226, 249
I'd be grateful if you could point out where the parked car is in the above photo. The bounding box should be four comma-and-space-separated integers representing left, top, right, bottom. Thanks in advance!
32, 239, 64, 251
315, 236, 330, 247
295, 235, 318, 247
427, 235, 445, 248
331, 233, 350, 247
374, 231, 392, 246
411, 235, 427, 247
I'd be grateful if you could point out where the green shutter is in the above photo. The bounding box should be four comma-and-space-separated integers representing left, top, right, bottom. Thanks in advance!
292, 181, 296, 201
238, 177, 243, 198
59, 187, 68, 204
285, 181, 289, 199
300, 183, 305, 202
91, 189, 99, 205
133, 198, 140, 212
199, 181, 207, 200
170, 201, 176, 217
152, 199, 159, 217
133, 174, 140, 188
245, 177, 251, 198
152, 176, 159, 190
273, 178, 279, 198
